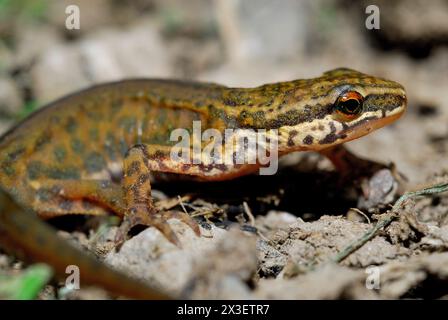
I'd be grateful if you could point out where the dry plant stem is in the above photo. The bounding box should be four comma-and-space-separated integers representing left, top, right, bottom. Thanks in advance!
333, 182, 448, 263
243, 201, 256, 226
178, 195, 189, 215
349, 207, 371, 224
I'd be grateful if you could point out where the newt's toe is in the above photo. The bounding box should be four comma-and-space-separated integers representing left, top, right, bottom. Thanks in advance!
115, 206, 200, 247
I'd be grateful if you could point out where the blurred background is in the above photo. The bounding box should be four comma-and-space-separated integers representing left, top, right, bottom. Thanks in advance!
0, 0, 447, 184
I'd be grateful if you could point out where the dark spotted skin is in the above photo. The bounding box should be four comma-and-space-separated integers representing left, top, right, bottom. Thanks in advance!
0, 68, 407, 298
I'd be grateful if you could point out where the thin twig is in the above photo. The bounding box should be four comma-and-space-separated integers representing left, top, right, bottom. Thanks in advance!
349, 207, 371, 224
178, 195, 189, 215
332, 182, 448, 263
257, 230, 271, 243
243, 201, 255, 226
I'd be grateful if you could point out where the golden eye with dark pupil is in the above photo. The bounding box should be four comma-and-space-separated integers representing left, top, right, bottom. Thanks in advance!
334, 91, 364, 120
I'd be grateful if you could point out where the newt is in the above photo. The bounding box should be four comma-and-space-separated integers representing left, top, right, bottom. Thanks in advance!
0, 68, 406, 299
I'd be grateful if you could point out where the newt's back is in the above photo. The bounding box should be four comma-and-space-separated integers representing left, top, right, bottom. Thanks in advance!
0, 80, 223, 204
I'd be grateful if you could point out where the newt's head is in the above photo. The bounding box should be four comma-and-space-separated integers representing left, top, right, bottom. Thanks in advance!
276, 68, 407, 151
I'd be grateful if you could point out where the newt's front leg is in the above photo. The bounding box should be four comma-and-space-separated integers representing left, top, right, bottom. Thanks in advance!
321, 145, 404, 208
116, 145, 200, 246
26, 145, 201, 246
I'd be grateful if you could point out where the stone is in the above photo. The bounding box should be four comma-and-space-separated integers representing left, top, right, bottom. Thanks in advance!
0, 77, 23, 115
105, 219, 257, 298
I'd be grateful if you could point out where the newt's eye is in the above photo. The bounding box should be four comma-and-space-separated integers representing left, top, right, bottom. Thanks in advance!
334, 91, 364, 121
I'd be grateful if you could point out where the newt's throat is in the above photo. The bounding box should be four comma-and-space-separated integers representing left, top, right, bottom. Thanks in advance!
278, 103, 406, 152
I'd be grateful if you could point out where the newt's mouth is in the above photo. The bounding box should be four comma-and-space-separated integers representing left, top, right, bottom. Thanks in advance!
341, 106, 406, 143
340, 89, 407, 142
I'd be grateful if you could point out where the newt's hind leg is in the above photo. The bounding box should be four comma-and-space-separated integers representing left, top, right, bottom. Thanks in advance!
116, 145, 200, 246
27, 179, 125, 218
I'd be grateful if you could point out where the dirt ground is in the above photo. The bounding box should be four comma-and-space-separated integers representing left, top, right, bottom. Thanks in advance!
1, 0, 448, 299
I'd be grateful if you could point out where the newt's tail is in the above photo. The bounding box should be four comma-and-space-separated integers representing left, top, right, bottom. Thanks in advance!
0, 188, 171, 299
